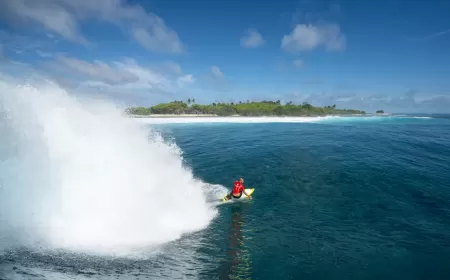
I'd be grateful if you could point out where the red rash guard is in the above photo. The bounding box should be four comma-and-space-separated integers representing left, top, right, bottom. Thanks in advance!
233, 181, 244, 194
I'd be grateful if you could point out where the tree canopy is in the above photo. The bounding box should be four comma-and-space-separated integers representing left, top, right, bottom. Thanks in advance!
126, 100, 366, 116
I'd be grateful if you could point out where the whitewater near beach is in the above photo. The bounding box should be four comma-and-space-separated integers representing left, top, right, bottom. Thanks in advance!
1, 79, 450, 280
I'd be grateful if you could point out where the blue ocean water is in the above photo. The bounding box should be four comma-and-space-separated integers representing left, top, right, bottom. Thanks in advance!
1, 114, 450, 279
151, 115, 450, 280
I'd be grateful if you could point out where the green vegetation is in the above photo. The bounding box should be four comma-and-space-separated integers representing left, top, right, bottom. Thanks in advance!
376, 110, 385, 114
126, 100, 366, 116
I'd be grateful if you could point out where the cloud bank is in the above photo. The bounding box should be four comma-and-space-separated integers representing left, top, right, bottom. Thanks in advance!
279, 91, 450, 113
0, 0, 184, 53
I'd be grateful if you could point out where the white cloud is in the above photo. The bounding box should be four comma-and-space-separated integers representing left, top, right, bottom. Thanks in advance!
56, 56, 139, 85
293, 59, 304, 68
281, 23, 346, 53
289, 3, 342, 26
178, 74, 194, 83
0, 30, 51, 54
277, 90, 450, 113
335, 96, 353, 102
131, 26, 183, 54
49, 56, 196, 97
36, 50, 53, 58
0, 44, 9, 63
240, 29, 265, 48
407, 28, 450, 41
211, 66, 224, 79
112, 59, 174, 91
2, 0, 89, 45
162, 61, 183, 75
1, 0, 184, 53
176, 74, 195, 88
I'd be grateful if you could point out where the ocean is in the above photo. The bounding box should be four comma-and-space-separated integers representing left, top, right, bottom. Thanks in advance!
1, 81, 450, 280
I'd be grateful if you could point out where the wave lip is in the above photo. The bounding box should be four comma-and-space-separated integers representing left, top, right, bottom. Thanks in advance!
0, 78, 222, 257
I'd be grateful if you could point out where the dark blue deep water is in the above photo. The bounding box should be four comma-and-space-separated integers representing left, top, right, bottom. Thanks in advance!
154, 115, 450, 280
1, 115, 450, 280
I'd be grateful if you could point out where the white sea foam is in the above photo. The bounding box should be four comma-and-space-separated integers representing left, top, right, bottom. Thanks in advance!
0, 77, 225, 257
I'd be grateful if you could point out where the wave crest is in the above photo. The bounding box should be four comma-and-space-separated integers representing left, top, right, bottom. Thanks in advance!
0, 78, 221, 257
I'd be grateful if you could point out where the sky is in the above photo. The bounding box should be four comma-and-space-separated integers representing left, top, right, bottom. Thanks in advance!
0, 0, 449, 113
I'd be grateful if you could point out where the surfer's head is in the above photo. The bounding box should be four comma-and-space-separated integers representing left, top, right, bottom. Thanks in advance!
239, 177, 244, 183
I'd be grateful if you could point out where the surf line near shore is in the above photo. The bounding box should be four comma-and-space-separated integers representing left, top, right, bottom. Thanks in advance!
130, 114, 221, 118
128, 113, 368, 118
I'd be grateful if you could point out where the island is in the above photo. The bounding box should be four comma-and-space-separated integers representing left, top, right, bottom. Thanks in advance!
126, 100, 366, 117
376, 110, 385, 114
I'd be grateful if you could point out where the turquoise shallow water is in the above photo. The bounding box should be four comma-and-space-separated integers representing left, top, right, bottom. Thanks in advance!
1, 115, 450, 279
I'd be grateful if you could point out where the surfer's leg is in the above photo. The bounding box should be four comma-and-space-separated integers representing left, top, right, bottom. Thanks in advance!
232, 192, 243, 199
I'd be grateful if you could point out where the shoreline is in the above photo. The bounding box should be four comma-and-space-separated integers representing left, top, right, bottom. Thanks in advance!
130, 114, 220, 118
128, 113, 382, 118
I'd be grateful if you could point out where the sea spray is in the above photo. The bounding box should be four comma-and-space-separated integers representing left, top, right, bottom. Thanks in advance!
0, 78, 220, 257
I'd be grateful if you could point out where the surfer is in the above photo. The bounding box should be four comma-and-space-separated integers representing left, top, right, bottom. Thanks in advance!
225, 178, 252, 200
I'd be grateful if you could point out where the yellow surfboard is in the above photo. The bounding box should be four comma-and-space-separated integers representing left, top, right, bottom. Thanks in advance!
222, 188, 255, 202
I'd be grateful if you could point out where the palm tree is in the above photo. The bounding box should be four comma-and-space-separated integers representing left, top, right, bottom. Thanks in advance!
187, 98, 191, 104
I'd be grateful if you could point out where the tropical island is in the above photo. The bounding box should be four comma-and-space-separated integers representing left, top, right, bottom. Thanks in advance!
126, 99, 366, 117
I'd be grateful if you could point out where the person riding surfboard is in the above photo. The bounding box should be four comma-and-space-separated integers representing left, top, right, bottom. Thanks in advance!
224, 177, 252, 200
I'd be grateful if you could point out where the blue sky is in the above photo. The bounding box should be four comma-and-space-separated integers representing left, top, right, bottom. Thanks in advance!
0, 0, 449, 112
